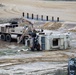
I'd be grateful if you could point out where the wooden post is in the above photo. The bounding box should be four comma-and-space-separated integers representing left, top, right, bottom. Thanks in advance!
46, 16, 48, 21
57, 17, 59, 22
22, 12, 24, 17
52, 16, 54, 21
27, 13, 29, 18
32, 14, 34, 19
37, 15, 38, 20
41, 15, 43, 20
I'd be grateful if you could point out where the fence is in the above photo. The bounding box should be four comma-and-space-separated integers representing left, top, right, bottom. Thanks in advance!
22, 12, 60, 22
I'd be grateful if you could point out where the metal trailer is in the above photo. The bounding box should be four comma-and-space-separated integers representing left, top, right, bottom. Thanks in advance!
68, 58, 76, 75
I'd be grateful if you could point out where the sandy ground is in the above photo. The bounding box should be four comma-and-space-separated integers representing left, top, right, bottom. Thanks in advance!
0, 21, 76, 74
0, 0, 76, 75
0, 0, 76, 21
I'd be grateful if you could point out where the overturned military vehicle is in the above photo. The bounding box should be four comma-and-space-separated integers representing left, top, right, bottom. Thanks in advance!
25, 31, 70, 51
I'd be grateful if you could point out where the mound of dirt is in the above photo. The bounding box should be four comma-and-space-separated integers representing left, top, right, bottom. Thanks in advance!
69, 26, 76, 32
42, 22, 62, 30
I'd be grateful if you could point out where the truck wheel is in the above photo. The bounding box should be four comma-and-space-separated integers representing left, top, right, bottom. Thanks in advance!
22, 37, 25, 44
1, 34, 6, 41
31, 47, 34, 51
36, 44, 40, 51
6, 34, 11, 42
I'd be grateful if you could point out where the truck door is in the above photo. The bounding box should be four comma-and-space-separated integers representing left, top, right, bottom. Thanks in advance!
41, 36, 45, 50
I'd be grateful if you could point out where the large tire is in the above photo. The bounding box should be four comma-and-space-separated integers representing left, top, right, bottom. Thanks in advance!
36, 44, 40, 51
31, 47, 34, 51
6, 34, 11, 42
1, 34, 6, 41
22, 37, 26, 44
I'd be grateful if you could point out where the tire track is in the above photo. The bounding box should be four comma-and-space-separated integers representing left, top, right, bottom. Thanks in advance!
0, 4, 22, 15
4, 7, 18, 15
12, 7, 21, 14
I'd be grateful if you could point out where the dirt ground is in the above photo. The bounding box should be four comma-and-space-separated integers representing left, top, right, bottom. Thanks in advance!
0, 0, 76, 75
0, 18, 76, 75
0, 20, 76, 74
0, 0, 76, 21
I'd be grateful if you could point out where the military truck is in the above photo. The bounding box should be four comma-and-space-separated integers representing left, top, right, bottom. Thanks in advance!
0, 21, 32, 44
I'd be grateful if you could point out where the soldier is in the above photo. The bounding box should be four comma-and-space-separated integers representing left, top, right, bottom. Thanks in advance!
30, 29, 40, 51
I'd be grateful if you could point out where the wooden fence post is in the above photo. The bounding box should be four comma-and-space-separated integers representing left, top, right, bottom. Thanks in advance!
22, 12, 24, 17
46, 16, 48, 21
37, 15, 38, 20
52, 16, 54, 21
41, 15, 43, 20
57, 17, 59, 22
32, 14, 34, 19
27, 13, 29, 18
